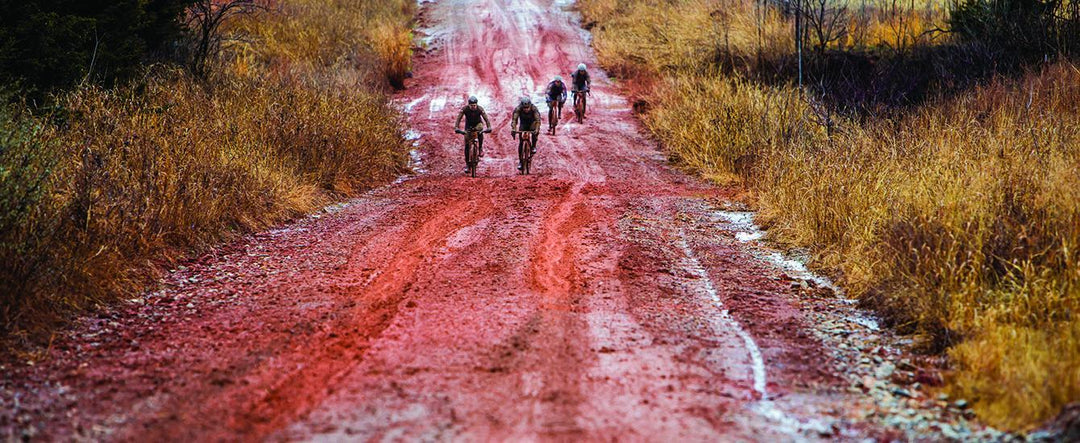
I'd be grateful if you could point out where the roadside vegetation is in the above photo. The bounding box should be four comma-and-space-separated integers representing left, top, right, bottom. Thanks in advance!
578, 0, 1079, 430
0, 1, 415, 346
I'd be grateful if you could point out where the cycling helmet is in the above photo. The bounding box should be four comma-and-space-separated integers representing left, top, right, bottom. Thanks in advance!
554, 75, 563, 82
577, 63, 586, 71
520, 96, 532, 105
468, 96, 478, 104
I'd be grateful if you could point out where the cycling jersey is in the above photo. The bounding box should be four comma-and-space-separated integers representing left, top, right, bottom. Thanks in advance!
546, 80, 567, 101
512, 104, 541, 130
571, 69, 590, 91
456, 104, 490, 129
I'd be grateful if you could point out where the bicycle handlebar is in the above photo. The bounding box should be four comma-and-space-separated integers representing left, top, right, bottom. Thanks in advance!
456, 129, 492, 134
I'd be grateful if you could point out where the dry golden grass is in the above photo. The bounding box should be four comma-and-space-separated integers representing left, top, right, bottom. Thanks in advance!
1, 0, 415, 343
226, 0, 415, 87
581, 0, 790, 78
581, 0, 1080, 430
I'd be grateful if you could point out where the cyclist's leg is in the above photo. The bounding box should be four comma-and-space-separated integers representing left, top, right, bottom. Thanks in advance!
517, 129, 525, 170
463, 133, 470, 172
583, 90, 588, 117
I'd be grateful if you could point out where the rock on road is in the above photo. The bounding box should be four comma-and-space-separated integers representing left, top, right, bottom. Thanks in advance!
3, 0, 882, 441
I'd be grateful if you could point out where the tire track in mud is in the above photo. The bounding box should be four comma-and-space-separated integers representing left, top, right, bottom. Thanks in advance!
123, 181, 500, 441
529, 182, 589, 296
234, 185, 500, 437
514, 181, 593, 439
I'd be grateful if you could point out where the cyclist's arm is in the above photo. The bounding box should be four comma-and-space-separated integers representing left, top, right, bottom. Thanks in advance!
480, 108, 492, 129
454, 109, 464, 130
511, 108, 519, 131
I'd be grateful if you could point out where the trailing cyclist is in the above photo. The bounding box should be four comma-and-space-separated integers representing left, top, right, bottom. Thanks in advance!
570, 63, 591, 113
510, 96, 541, 172
454, 96, 492, 171
545, 75, 568, 120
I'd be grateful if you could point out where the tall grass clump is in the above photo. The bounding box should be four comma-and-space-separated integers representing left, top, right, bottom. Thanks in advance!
1, 0, 415, 344
0, 99, 61, 327
580, 0, 1080, 430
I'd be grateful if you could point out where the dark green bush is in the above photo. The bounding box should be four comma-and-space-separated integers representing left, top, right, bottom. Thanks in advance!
0, 0, 191, 99
949, 0, 1080, 60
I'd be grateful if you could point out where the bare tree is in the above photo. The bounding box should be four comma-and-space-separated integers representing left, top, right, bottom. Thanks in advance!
803, 0, 850, 55
186, 0, 265, 77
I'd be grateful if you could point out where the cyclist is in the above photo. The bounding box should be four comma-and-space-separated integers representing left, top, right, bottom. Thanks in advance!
574, 63, 591, 120
454, 96, 492, 170
545, 75, 568, 120
510, 96, 541, 171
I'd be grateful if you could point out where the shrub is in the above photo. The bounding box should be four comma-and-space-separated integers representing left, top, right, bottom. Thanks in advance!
0, 99, 60, 329
0, 0, 190, 98
949, 0, 1079, 60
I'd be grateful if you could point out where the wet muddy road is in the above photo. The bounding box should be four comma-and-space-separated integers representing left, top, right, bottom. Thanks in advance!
2, 0, 896, 440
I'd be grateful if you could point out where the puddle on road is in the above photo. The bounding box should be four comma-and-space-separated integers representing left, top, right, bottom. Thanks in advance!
711, 210, 880, 332
394, 147, 426, 184
676, 232, 834, 438
428, 95, 447, 113
394, 126, 426, 184
263, 226, 310, 236
402, 95, 428, 114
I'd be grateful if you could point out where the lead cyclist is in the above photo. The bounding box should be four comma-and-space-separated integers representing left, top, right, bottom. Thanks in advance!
453, 96, 492, 171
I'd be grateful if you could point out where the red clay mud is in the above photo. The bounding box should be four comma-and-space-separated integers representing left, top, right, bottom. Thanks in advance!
2, 0, 886, 440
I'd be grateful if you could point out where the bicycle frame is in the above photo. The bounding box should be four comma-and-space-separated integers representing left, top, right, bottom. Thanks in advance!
512, 130, 538, 175
456, 128, 490, 177
548, 101, 561, 135
572, 90, 589, 123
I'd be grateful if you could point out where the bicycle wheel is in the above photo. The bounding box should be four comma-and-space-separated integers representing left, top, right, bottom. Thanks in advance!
574, 94, 583, 124
548, 106, 557, 135
524, 135, 534, 175
467, 135, 479, 177
517, 138, 525, 175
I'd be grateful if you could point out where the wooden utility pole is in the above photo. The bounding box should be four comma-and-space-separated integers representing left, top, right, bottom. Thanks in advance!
795, 0, 804, 88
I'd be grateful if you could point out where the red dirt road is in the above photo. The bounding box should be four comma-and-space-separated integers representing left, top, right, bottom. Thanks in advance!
2, 0, 874, 440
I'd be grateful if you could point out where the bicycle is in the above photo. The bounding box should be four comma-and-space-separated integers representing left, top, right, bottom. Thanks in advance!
572, 89, 589, 123
455, 127, 491, 177
547, 100, 562, 135
512, 130, 538, 175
